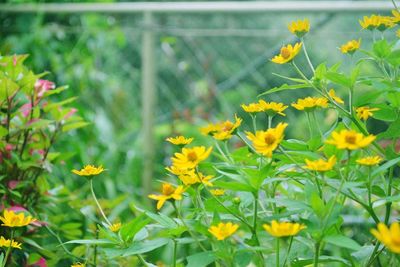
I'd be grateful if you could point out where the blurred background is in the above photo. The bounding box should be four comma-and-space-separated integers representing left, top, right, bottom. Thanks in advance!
0, 0, 394, 206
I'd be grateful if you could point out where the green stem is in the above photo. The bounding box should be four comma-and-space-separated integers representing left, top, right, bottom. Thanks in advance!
282, 236, 294, 267
268, 115, 273, 129
90, 179, 111, 226
348, 87, 353, 115
366, 242, 381, 267
314, 242, 320, 267
301, 37, 315, 73
276, 237, 280, 267
393, 0, 399, 11
252, 114, 257, 132
173, 239, 177, 267
311, 111, 323, 138
252, 191, 265, 263
173, 202, 207, 251
384, 167, 394, 224
367, 167, 372, 207
137, 254, 149, 267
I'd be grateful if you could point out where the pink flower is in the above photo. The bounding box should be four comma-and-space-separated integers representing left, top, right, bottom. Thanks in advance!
35, 79, 55, 98
20, 103, 32, 117
28, 257, 47, 267
64, 108, 77, 120
8, 180, 20, 190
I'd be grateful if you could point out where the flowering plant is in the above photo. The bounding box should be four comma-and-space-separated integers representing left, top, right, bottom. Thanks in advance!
0, 54, 86, 266
20, 8, 400, 267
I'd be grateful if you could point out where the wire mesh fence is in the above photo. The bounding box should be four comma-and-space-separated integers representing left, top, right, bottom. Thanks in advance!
0, 1, 394, 196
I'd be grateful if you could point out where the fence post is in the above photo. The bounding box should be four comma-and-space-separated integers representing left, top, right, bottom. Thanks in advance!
141, 11, 156, 201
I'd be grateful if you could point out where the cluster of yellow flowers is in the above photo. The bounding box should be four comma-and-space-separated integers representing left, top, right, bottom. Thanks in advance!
0, 210, 36, 252
200, 115, 242, 140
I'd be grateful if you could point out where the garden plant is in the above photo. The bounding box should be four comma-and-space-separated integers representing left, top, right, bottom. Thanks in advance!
2, 7, 400, 267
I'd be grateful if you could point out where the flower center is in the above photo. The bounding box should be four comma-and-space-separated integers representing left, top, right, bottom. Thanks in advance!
162, 184, 175, 196
187, 151, 198, 162
280, 47, 291, 59
345, 134, 357, 144
222, 122, 234, 132
264, 134, 276, 145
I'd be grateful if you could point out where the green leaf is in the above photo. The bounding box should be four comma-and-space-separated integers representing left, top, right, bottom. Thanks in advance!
292, 256, 350, 267
120, 214, 150, 242
325, 72, 351, 88
372, 157, 400, 176
186, 251, 216, 267
145, 212, 177, 229
324, 235, 362, 250
64, 239, 114, 245
213, 181, 253, 192
373, 39, 392, 59
259, 83, 309, 96
62, 121, 90, 132
122, 238, 169, 256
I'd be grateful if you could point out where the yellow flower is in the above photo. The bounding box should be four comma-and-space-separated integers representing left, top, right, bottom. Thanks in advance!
0, 210, 36, 227
212, 115, 242, 140
242, 100, 288, 116
208, 222, 239, 240
304, 155, 336, 172
258, 100, 288, 116
263, 220, 306, 237
109, 222, 122, 232
241, 102, 262, 113
340, 39, 361, 55
246, 123, 288, 157
392, 10, 400, 24
210, 189, 225, 196
291, 96, 328, 111
356, 156, 382, 166
0, 236, 22, 249
200, 123, 220, 136
359, 15, 394, 31
328, 89, 344, 104
166, 136, 193, 145
71, 263, 85, 267
148, 183, 185, 210
288, 19, 310, 38
271, 42, 302, 64
356, 106, 379, 121
325, 129, 376, 150
371, 222, 400, 253
72, 165, 105, 177
178, 170, 214, 187
171, 146, 212, 170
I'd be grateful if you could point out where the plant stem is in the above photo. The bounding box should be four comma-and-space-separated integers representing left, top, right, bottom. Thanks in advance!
268, 115, 273, 129
276, 238, 280, 267
173, 202, 207, 251
137, 254, 149, 267
173, 239, 177, 267
252, 114, 257, 132
393, 0, 399, 10
282, 236, 294, 267
314, 242, 320, 267
384, 166, 394, 224
301, 37, 315, 73
90, 179, 111, 226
